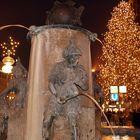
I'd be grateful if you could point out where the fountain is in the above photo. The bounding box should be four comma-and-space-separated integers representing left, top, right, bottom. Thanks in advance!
24, 1, 105, 140
0, 1, 116, 140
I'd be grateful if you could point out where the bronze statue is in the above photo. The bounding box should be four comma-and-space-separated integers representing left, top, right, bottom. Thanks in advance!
43, 39, 88, 140
0, 58, 27, 109
46, 0, 84, 25
93, 72, 104, 106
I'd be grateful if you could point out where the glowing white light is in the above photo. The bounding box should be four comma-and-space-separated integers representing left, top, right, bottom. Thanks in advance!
91, 68, 96, 72
119, 86, 127, 93
2, 64, 13, 73
110, 86, 118, 93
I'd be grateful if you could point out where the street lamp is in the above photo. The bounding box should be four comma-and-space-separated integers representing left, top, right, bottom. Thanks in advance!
2, 52, 15, 73
1, 36, 20, 73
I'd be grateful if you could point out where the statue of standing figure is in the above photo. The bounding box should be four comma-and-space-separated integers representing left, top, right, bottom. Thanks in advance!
0, 58, 27, 109
43, 39, 88, 140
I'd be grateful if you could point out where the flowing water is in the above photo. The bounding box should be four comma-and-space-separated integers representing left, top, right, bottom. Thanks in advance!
78, 93, 115, 135
78, 94, 140, 140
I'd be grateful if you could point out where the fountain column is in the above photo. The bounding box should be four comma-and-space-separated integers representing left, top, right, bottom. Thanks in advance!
25, 25, 96, 140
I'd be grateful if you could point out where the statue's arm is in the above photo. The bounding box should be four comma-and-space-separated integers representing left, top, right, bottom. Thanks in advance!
48, 82, 57, 96
74, 65, 89, 91
48, 64, 59, 97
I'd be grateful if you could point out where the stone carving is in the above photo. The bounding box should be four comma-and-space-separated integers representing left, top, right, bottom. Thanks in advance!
0, 58, 27, 109
45, 0, 84, 25
43, 39, 88, 140
93, 73, 104, 106
0, 113, 8, 140
93, 73, 104, 140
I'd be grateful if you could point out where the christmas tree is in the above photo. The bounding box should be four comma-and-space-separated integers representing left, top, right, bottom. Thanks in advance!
98, 1, 140, 107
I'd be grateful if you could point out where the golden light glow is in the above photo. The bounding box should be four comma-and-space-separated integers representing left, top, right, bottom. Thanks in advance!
1, 55, 15, 73
91, 68, 96, 73
2, 64, 13, 73
2, 55, 15, 65
0, 36, 20, 57
5, 91, 16, 102
98, 1, 140, 109
0, 36, 19, 73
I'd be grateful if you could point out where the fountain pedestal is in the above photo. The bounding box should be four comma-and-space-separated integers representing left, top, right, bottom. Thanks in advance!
7, 109, 26, 140
25, 26, 96, 140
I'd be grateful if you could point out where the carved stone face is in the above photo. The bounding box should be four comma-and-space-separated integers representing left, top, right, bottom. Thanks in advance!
66, 54, 80, 67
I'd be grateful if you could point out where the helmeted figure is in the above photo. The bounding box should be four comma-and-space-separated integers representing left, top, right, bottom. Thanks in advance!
43, 39, 88, 140
0, 58, 27, 109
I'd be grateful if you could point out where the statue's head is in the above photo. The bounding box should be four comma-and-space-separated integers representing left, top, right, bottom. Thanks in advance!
62, 39, 81, 66
12, 58, 27, 78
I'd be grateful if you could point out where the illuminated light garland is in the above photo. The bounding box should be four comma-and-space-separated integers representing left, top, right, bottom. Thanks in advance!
0, 36, 20, 57
98, 1, 140, 108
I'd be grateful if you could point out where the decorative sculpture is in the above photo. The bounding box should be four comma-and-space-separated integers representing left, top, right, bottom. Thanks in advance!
0, 113, 8, 140
92, 72, 104, 140
46, 0, 84, 25
43, 39, 88, 140
93, 73, 104, 106
0, 58, 27, 109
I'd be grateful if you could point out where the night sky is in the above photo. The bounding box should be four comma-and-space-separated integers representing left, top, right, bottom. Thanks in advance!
0, 0, 121, 69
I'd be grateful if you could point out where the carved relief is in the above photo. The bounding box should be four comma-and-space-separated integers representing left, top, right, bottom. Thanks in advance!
43, 39, 88, 140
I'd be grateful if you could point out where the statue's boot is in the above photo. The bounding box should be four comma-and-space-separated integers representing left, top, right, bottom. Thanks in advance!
71, 125, 77, 140
42, 127, 50, 140
43, 115, 55, 140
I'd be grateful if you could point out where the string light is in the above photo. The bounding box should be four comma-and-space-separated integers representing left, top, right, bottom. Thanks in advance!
98, 1, 140, 110
0, 36, 20, 57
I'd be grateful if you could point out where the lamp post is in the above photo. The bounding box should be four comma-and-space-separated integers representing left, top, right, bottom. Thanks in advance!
2, 50, 15, 73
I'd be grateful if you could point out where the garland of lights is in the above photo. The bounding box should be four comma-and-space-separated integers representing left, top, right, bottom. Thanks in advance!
98, 1, 140, 111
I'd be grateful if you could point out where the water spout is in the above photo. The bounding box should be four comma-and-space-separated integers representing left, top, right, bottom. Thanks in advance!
0, 24, 29, 31
79, 93, 115, 136
64, 93, 115, 136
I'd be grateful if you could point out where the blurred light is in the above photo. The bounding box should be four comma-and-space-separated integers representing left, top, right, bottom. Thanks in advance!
119, 86, 127, 93
0, 36, 18, 74
91, 68, 96, 72
110, 93, 119, 101
2, 55, 15, 66
2, 64, 13, 73
1, 55, 15, 73
110, 86, 118, 93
